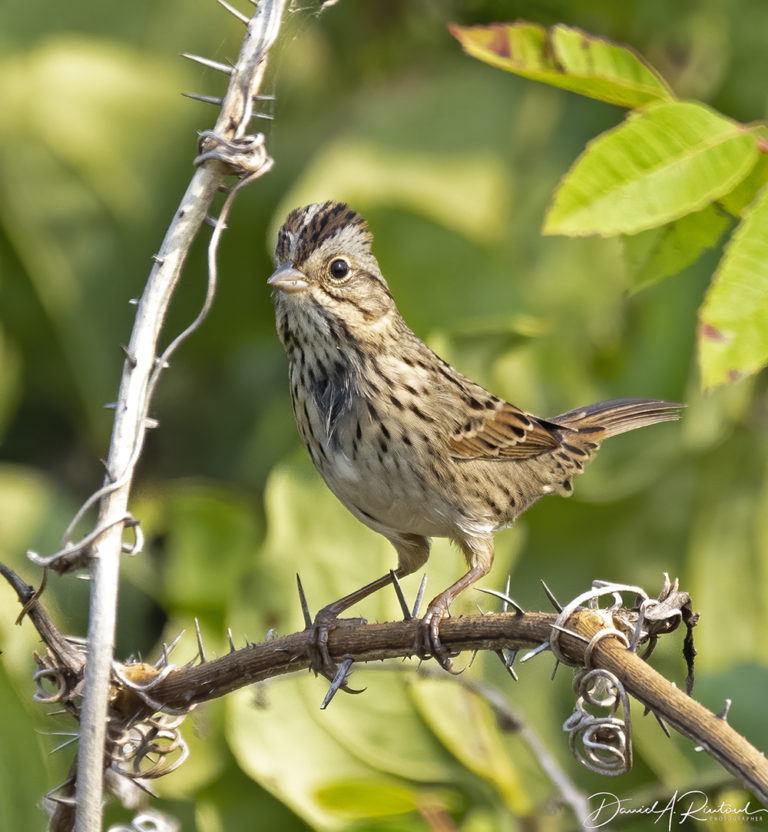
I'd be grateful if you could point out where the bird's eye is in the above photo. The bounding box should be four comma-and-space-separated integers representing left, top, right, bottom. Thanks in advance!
328, 258, 350, 281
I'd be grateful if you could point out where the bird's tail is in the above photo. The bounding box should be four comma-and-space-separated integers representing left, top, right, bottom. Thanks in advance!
550, 397, 683, 438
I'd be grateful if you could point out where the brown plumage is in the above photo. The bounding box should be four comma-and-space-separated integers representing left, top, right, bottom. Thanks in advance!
268, 201, 682, 670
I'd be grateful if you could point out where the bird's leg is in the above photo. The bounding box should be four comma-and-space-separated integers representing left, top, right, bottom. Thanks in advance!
419, 566, 488, 671
310, 572, 398, 675
420, 537, 493, 671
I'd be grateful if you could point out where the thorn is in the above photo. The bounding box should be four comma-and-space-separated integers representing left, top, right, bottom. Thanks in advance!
144, 417, 159, 429
475, 587, 525, 615
159, 642, 170, 668
194, 618, 206, 664
390, 570, 411, 620
104, 402, 117, 410
320, 657, 355, 709
204, 215, 220, 228
217, 184, 233, 194
151, 253, 164, 264
296, 574, 312, 629
251, 111, 274, 120
49, 735, 80, 755
129, 297, 139, 305
265, 628, 276, 641
717, 699, 732, 721
45, 780, 78, 806
495, 649, 518, 681
550, 623, 590, 644
503, 575, 511, 612
182, 53, 234, 75
182, 91, 225, 107
541, 580, 563, 612
506, 649, 519, 679
551, 659, 560, 680
227, 628, 236, 652
215, 0, 250, 23
253, 94, 275, 101
164, 630, 185, 659
120, 344, 137, 368
653, 710, 671, 738
130, 779, 159, 799
468, 649, 479, 667
412, 574, 427, 618
520, 642, 550, 663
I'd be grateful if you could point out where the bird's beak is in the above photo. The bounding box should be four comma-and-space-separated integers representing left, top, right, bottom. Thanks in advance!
268, 263, 308, 294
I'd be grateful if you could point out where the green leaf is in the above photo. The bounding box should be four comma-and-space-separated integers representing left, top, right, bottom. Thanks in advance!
698, 184, 768, 389
623, 203, 730, 291
544, 102, 758, 237
0, 38, 189, 220
0, 669, 53, 832
227, 679, 380, 829
449, 22, 674, 108
315, 780, 422, 818
273, 139, 512, 246
410, 678, 530, 816
136, 484, 263, 612
226, 671, 456, 829
718, 152, 768, 216
0, 328, 21, 441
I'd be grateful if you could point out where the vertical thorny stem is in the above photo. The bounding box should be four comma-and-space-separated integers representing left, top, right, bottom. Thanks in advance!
70, 2, 288, 829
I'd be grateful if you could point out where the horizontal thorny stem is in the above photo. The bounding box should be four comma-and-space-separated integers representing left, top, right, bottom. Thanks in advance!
4, 558, 766, 806
99, 613, 768, 804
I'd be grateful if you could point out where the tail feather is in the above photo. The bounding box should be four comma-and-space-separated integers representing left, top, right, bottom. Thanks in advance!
550, 397, 683, 439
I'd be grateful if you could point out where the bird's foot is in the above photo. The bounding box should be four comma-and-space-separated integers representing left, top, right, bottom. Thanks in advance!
417, 598, 461, 674
307, 606, 366, 694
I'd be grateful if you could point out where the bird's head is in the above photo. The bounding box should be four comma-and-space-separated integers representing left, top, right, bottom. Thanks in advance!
268, 202, 397, 342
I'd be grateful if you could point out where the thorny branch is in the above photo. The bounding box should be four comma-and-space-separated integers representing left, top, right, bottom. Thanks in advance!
18, 1, 289, 829
7, 0, 766, 827
5, 564, 768, 814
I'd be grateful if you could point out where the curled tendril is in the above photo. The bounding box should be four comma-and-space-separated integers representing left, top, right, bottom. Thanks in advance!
107, 809, 181, 832
108, 714, 189, 780
563, 668, 632, 776
33, 666, 68, 703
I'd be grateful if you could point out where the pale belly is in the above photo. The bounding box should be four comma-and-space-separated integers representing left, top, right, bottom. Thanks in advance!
294, 377, 505, 543
318, 444, 456, 539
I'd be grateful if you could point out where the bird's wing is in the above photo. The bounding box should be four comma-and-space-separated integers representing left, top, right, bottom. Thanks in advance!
448, 400, 563, 460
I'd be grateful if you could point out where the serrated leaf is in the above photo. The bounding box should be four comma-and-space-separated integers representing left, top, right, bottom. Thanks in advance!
623, 203, 730, 291
449, 22, 674, 108
545, 102, 758, 237
698, 184, 768, 389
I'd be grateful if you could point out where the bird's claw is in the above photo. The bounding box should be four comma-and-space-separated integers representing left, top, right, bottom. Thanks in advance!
417, 602, 461, 674
308, 609, 366, 694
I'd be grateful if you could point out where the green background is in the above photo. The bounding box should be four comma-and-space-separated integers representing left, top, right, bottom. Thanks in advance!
1, 1, 766, 829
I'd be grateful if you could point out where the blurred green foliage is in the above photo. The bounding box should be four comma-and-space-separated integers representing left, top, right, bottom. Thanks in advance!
1, 1, 767, 829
